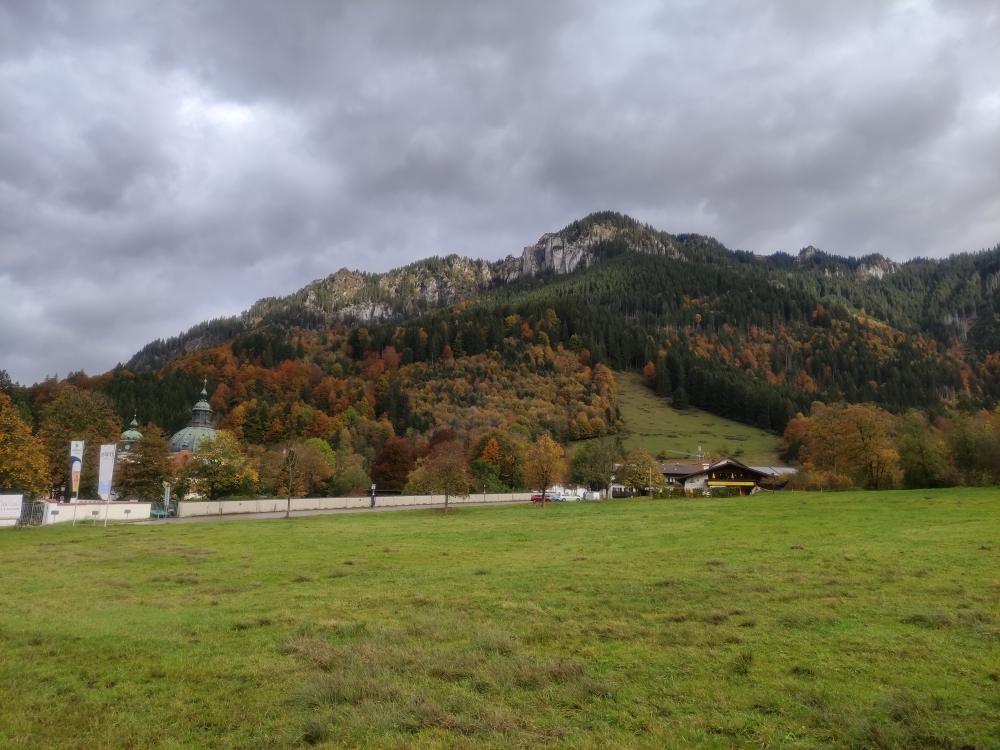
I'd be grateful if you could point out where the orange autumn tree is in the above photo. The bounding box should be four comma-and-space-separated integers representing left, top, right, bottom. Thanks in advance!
468, 428, 528, 489
642, 361, 656, 388
0, 391, 49, 496
479, 438, 501, 465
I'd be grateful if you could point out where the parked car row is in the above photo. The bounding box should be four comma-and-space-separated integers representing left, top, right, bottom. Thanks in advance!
529, 493, 599, 502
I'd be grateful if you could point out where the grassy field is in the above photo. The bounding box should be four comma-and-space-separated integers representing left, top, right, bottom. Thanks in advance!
2, 489, 998, 749
615, 372, 783, 464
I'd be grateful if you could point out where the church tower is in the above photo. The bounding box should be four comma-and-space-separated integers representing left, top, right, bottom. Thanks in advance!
169, 381, 217, 453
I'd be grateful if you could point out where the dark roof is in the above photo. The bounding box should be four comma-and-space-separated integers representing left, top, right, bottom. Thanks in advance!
659, 463, 705, 476
682, 457, 772, 479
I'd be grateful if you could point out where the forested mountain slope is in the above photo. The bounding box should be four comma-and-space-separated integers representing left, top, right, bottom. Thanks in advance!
15, 212, 1000, 445
126, 212, 739, 370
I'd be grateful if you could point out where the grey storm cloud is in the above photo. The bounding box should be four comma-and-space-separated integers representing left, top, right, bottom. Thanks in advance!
0, 0, 998, 383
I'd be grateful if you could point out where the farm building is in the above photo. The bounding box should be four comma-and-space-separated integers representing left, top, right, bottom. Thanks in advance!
677, 457, 786, 495
611, 457, 791, 496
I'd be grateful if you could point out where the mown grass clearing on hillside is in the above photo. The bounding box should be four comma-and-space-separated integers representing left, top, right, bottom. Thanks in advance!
615, 372, 783, 464
2, 489, 998, 749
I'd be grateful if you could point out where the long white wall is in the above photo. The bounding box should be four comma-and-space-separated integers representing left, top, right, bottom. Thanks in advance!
42, 501, 152, 524
177, 493, 533, 518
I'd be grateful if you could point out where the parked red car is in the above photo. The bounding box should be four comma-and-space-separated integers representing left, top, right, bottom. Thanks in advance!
530, 494, 561, 502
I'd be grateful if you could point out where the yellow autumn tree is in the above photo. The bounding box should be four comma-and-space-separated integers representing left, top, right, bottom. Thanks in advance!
176, 431, 258, 500
524, 434, 566, 506
839, 403, 899, 489
0, 391, 49, 496
798, 402, 899, 489
620, 448, 665, 495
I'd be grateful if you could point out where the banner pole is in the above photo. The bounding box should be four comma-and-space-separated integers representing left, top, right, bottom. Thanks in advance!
69, 440, 84, 527
98, 444, 117, 528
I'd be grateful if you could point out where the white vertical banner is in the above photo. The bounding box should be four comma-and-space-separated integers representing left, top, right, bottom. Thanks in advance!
97, 444, 117, 501
69, 440, 85, 500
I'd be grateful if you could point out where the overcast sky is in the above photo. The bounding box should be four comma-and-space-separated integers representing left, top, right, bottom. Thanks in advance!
1, 1, 998, 384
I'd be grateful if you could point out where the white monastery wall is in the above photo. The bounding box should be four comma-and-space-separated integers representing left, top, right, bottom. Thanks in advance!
177, 493, 532, 517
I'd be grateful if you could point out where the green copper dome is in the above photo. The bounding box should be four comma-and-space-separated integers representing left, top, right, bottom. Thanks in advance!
169, 425, 217, 453
121, 414, 143, 444
169, 381, 217, 452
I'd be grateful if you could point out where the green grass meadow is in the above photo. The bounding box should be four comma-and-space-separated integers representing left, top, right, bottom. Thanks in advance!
2, 490, 999, 749
615, 373, 783, 464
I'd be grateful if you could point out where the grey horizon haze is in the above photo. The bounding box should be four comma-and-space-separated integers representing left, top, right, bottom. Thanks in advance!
1, 1, 998, 385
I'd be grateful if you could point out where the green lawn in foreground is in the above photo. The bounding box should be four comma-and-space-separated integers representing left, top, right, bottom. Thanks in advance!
615, 372, 783, 464
1, 489, 998, 749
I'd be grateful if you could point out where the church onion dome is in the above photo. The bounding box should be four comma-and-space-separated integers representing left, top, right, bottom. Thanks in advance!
120, 415, 143, 444
169, 381, 217, 453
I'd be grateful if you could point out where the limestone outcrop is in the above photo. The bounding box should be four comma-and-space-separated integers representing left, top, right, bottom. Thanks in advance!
127, 215, 688, 368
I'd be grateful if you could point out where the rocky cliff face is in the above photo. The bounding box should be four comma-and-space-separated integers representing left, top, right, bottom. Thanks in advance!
855, 258, 899, 280
514, 220, 680, 278
520, 232, 596, 276
128, 216, 688, 368
262, 220, 672, 326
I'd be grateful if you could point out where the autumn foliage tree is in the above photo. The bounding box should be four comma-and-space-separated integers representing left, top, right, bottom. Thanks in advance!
370, 437, 415, 491
0, 391, 49, 496
37, 387, 122, 497
569, 436, 622, 495
943, 412, 1000, 485
404, 440, 471, 511
255, 440, 335, 497
469, 429, 527, 489
896, 411, 947, 488
619, 448, 665, 496
788, 402, 900, 490
643, 361, 656, 388
479, 438, 501, 465
176, 431, 257, 500
114, 425, 172, 501
524, 434, 566, 506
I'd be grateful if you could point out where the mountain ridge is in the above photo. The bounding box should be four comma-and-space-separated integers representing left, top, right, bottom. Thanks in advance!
20, 209, 1000, 448
128, 211, 918, 371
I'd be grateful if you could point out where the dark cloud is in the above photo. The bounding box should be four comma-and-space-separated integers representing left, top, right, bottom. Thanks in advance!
0, 0, 997, 383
